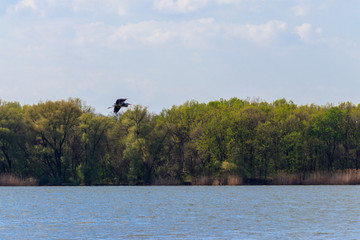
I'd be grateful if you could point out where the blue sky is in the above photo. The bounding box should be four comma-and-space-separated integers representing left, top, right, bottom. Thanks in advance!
1, 0, 360, 114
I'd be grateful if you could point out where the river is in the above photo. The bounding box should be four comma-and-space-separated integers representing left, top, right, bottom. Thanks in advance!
0, 186, 359, 239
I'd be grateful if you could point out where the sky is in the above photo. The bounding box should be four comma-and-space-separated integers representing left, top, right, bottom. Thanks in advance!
1, 0, 360, 115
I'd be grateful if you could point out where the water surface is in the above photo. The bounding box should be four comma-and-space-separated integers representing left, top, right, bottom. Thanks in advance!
0, 186, 359, 239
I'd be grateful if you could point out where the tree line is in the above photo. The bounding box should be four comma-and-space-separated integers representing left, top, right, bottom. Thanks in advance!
1, 97, 360, 185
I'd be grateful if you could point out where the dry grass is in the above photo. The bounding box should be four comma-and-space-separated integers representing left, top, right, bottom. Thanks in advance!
0, 174, 38, 186
212, 179, 222, 185
272, 169, 360, 185
192, 175, 243, 185
226, 175, 243, 185
303, 169, 360, 185
272, 173, 301, 185
153, 177, 181, 185
192, 176, 212, 185
152, 170, 360, 185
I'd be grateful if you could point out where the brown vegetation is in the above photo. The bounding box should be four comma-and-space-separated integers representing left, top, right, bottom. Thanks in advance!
0, 174, 38, 186
192, 176, 212, 185
226, 176, 243, 185
190, 175, 243, 185
272, 169, 360, 185
153, 177, 181, 185
150, 171, 360, 185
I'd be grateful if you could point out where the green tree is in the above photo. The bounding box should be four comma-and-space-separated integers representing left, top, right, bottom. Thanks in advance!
310, 107, 345, 171
78, 113, 112, 185
122, 105, 152, 184
24, 100, 82, 184
0, 101, 27, 174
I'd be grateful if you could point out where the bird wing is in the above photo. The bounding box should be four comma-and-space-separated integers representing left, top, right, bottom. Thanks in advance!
116, 98, 127, 105
114, 106, 121, 113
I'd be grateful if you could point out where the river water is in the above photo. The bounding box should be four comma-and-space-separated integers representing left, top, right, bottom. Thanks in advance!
0, 186, 359, 239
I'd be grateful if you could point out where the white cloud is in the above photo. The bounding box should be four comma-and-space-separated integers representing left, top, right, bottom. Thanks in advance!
75, 20, 178, 48
295, 23, 322, 42
108, 21, 177, 45
227, 20, 287, 45
216, 0, 242, 4
76, 18, 288, 48
75, 22, 110, 46
291, 3, 312, 16
107, 18, 217, 47
291, 1, 334, 17
72, 0, 128, 16
7, 0, 37, 13
177, 18, 217, 46
295, 23, 312, 41
6, 0, 128, 16
153, 0, 209, 12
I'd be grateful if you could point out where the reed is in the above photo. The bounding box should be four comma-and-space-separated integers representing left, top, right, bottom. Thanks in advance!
212, 179, 222, 185
0, 174, 38, 186
226, 175, 243, 185
153, 177, 181, 185
192, 175, 243, 185
272, 173, 301, 185
271, 169, 360, 185
192, 176, 212, 185
303, 169, 360, 185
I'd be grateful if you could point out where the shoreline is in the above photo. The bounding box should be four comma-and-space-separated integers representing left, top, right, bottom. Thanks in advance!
2, 170, 360, 186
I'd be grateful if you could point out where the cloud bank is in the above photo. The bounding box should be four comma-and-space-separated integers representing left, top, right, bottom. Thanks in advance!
1, 0, 359, 114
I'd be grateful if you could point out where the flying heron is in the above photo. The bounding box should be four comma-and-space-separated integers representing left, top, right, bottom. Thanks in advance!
108, 98, 131, 114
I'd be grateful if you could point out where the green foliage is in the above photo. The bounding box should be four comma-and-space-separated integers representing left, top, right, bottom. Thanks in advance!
2, 97, 360, 185
24, 100, 82, 184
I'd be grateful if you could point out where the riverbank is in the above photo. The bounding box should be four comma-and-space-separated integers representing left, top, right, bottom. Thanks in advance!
194, 170, 360, 185
3, 170, 360, 186
205, 170, 360, 185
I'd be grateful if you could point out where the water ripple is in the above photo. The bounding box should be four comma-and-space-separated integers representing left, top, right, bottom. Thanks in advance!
0, 186, 360, 239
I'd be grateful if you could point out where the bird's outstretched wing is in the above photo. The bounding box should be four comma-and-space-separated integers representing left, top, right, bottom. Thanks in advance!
114, 106, 121, 113
116, 98, 127, 105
